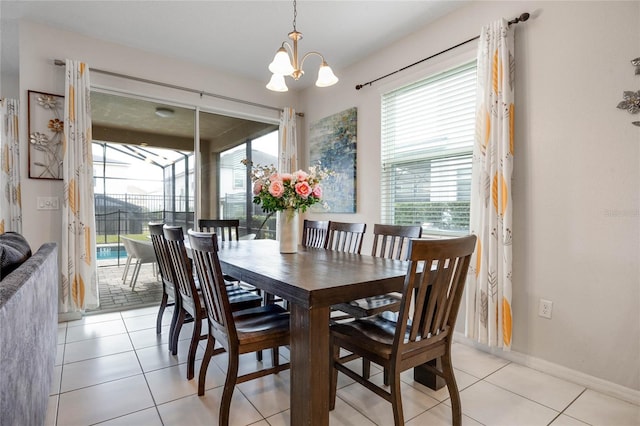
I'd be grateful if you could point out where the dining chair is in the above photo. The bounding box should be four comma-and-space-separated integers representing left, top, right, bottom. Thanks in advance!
301, 219, 329, 248
328, 223, 419, 378
148, 223, 178, 352
163, 225, 263, 380
324, 221, 367, 323
331, 224, 423, 380
198, 218, 259, 292
324, 221, 366, 253
198, 219, 240, 241
329, 235, 477, 426
188, 230, 290, 426
332, 224, 422, 318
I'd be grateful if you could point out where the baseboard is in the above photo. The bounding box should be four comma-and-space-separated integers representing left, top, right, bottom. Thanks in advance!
453, 332, 640, 406
57, 311, 82, 322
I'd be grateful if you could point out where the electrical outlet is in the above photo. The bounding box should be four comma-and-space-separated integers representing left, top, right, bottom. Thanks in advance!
37, 196, 59, 210
538, 299, 553, 319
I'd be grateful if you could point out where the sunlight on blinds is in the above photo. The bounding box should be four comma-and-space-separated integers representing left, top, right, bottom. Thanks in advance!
381, 62, 476, 235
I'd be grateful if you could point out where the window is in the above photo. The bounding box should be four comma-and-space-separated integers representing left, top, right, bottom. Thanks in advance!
218, 131, 278, 239
381, 62, 476, 235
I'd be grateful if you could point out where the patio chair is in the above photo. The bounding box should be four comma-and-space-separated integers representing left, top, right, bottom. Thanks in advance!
120, 236, 157, 291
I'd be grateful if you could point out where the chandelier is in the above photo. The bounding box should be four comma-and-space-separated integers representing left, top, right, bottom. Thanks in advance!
266, 0, 339, 92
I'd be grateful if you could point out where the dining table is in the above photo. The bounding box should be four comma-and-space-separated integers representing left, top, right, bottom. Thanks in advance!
214, 238, 408, 426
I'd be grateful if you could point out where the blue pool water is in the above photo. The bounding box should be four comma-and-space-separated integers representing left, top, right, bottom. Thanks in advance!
97, 245, 128, 260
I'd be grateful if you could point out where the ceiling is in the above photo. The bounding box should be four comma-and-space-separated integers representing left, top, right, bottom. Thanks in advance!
1, 0, 466, 89
91, 91, 278, 153
1, 1, 467, 152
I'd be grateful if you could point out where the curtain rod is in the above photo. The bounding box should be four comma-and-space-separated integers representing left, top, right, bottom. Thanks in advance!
355, 12, 530, 91
53, 59, 304, 117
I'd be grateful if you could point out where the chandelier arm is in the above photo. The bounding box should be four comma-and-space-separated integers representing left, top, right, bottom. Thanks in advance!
299, 51, 326, 70
282, 41, 297, 70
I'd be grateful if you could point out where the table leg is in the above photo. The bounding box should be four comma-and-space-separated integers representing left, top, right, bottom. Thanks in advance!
414, 358, 446, 390
290, 304, 330, 426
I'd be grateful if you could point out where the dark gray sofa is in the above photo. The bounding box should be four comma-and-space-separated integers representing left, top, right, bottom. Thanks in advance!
0, 242, 58, 426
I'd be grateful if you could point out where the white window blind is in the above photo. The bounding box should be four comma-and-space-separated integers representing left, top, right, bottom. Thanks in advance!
381, 61, 476, 235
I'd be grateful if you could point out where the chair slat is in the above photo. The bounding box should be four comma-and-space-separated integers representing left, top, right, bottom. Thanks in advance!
371, 224, 422, 261
326, 221, 366, 254
301, 220, 329, 248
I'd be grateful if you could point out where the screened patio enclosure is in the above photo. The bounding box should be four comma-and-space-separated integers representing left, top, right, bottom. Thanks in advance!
91, 91, 279, 269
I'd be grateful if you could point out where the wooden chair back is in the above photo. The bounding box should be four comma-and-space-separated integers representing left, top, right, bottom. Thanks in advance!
149, 223, 175, 292
371, 224, 422, 260
301, 220, 329, 248
163, 225, 200, 314
187, 230, 238, 348
395, 235, 476, 353
198, 219, 240, 241
325, 221, 366, 254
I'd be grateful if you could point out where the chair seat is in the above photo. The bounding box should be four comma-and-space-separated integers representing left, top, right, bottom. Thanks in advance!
332, 293, 401, 318
331, 312, 400, 358
233, 304, 290, 343
187, 286, 262, 316
193, 276, 262, 310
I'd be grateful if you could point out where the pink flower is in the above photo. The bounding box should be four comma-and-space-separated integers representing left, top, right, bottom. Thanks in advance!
281, 173, 293, 182
295, 181, 312, 199
253, 181, 263, 195
269, 180, 285, 198
270, 172, 280, 181
294, 170, 308, 182
312, 185, 322, 198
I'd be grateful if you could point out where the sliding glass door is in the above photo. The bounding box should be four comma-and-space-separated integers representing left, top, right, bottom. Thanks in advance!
91, 90, 279, 261
215, 131, 278, 239
198, 107, 278, 238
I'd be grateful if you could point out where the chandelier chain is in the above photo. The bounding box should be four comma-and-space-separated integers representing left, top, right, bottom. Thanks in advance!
292, 0, 297, 31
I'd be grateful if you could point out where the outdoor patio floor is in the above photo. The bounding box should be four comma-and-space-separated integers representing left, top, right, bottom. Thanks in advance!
90, 262, 163, 314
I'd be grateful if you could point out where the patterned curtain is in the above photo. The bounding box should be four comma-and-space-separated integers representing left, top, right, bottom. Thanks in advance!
465, 19, 514, 350
0, 99, 22, 233
278, 107, 297, 173
60, 60, 98, 313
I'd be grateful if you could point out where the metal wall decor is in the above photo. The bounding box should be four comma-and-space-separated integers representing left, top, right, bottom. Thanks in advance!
28, 90, 64, 179
616, 58, 640, 127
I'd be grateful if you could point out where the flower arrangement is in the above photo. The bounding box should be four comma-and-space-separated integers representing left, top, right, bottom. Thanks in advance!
242, 160, 332, 214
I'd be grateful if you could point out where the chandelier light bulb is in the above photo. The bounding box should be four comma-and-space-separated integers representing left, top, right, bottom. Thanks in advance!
266, 74, 289, 92
315, 62, 339, 87
269, 47, 295, 75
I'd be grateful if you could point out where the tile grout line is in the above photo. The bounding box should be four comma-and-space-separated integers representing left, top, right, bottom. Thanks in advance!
121, 310, 168, 426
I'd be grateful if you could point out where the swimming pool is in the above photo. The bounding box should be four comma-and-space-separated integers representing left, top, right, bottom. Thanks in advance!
96, 245, 128, 260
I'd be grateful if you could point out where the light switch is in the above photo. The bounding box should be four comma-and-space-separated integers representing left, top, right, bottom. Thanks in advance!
37, 196, 59, 210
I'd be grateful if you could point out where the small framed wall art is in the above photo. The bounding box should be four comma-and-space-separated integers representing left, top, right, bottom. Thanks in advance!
28, 90, 64, 179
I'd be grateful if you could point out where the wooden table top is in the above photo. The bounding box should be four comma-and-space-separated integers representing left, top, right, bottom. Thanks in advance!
215, 239, 408, 308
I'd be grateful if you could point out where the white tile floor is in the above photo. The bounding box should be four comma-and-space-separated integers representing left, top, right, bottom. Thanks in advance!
47, 306, 640, 426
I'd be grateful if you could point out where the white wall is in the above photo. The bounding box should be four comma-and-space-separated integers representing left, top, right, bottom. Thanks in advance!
300, 1, 640, 392
17, 21, 297, 250
14, 1, 640, 395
